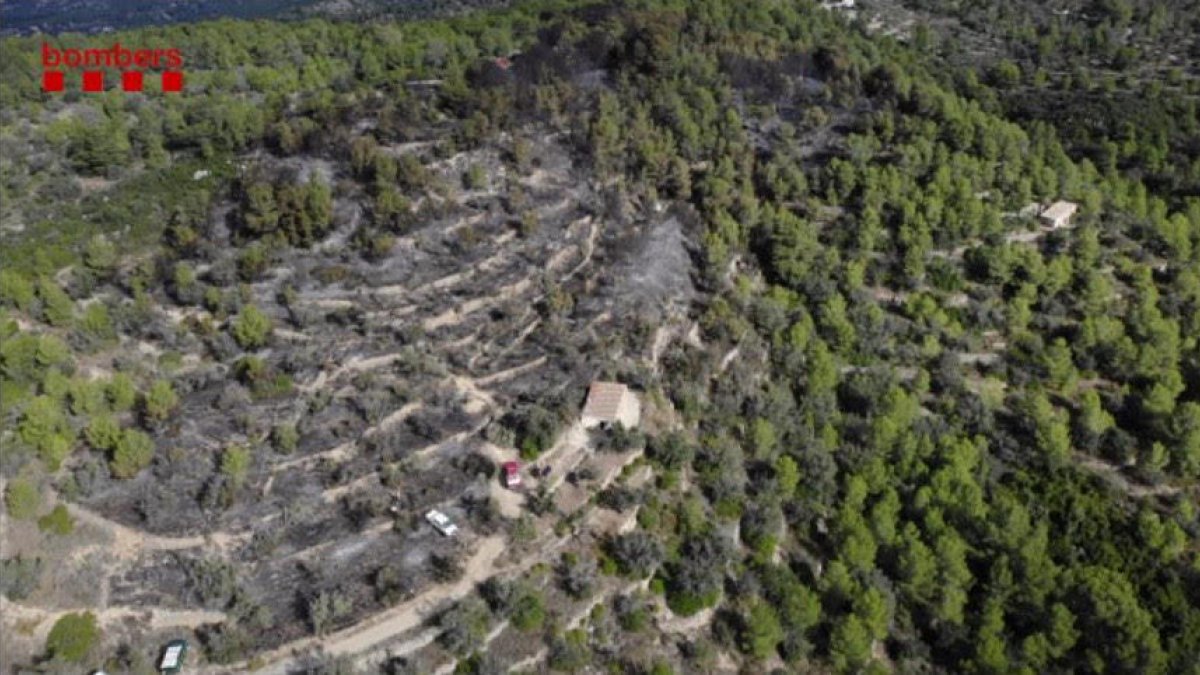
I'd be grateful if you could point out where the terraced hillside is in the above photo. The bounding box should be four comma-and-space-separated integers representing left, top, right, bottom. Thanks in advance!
2, 1, 1198, 673
2, 115, 702, 669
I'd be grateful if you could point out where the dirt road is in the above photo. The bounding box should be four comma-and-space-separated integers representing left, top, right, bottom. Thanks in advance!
53, 490, 248, 560
0, 599, 226, 645
239, 418, 606, 674
1074, 453, 1183, 498
242, 535, 507, 675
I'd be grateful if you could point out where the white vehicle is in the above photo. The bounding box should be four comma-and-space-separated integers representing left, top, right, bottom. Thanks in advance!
158, 639, 188, 673
425, 509, 458, 536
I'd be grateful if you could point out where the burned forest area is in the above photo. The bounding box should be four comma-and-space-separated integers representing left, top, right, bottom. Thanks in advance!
2, 1, 1200, 674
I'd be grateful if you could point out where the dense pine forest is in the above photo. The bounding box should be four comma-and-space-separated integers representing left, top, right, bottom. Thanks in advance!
1, 0, 1198, 673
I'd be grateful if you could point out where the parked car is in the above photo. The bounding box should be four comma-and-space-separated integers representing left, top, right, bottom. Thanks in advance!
159, 639, 188, 674
425, 509, 459, 536
501, 461, 522, 489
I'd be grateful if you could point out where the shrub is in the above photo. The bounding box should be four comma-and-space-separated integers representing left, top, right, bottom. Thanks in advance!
990, 59, 1022, 88
158, 351, 185, 373
308, 590, 353, 636
221, 444, 252, 489
510, 589, 546, 631
374, 564, 412, 606
19, 396, 74, 470
2, 334, 72, 392
373, 232, 400, 260
35, 335, 72, 368
19, 395, 69, 450
5, 479, 41, 520
648, 432, 694, 470
203, 286, 223, 312
171, 262, 199, 304
45, 612, 99, 663
558, 553, 598, 599
518, 209, 539, 237
37, 278, 75, 327
437, 597, 491, 656
236, 357, 293, 399
110, 429, 155, 478
739, 600, 784, 659
615, 593, 652, 632
430, 552, 465, 582
463, 164, 487, 190
547, 629, 589, 671
85, 414, 122, 451
200, 621, 252, 664
69, 378, 109, 416
83, 235, 118, 272
512, 514, 537, 543
186, 557, 240, 607
38, 435, 73, 472
0, 555, 44, 600
106, 373, 137, 411
504, 404, 562, 459
78, 303, 117, 346
237, 243, 270, 281
235, 355, 267, 382
41, 368, 71, 401
608, 531, 663, 578
665, 586, 719, 617
0, 270, 35, 310
595, 423, 644, 453
38, 504, 74, 536
272, 423, 299, 454
142, 379, 179, 424
231, 305, 272, 349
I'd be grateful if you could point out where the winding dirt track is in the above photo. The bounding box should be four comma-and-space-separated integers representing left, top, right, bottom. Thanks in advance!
45, 488, 250, 561
242, 535, 508, 675
236, 419, 601, 673
0, 598, 227, 645
1073, 453, 1183, 498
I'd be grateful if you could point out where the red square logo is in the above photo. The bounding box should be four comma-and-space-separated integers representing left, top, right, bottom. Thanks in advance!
162, 71, 183, 92
122, 71, 143, 92
82, 70, 103, 92
43, 70, 64, 92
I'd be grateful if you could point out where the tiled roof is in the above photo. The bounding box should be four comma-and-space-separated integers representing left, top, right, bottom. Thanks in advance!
1041, 200, 1078, 221
582, 381, 627, 421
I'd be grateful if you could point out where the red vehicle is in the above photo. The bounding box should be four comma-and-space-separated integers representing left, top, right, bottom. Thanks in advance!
501, 461, 522, 489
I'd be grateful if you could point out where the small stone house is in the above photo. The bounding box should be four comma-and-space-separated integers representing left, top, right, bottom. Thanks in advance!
1039, 200, 1079, 229
581, 381, 641, 429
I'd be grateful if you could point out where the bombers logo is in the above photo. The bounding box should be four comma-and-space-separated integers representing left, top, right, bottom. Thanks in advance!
42, 42, 185, 93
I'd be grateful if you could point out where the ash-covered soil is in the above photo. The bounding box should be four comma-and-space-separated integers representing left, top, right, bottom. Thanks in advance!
63, 128, 696, 657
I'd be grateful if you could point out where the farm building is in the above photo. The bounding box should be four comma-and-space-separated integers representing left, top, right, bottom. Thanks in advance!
1039, 200, 1078, 229
581, 381, 641, 429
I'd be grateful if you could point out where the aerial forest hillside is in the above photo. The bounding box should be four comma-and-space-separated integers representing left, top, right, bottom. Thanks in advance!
1, 0, 1198, 673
